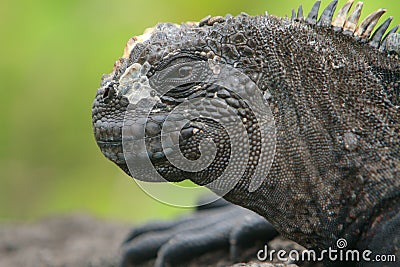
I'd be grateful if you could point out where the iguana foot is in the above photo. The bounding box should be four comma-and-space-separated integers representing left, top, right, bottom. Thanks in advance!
120, 200, 278, 267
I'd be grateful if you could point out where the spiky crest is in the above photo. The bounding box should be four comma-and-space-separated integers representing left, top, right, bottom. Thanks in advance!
292, 0, 399, 54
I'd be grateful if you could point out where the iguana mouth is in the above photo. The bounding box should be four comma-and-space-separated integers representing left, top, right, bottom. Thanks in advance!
93, 122, 125, 165
94, 115, 191, 166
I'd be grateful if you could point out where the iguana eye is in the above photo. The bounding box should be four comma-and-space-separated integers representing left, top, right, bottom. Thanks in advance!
149, 55, 210, 91
163, 62, 195, 81
178, 65, 193, 78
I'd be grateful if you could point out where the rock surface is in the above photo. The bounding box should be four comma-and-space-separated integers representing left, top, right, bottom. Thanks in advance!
0, 214, 306, 267
0, 214, 131, 267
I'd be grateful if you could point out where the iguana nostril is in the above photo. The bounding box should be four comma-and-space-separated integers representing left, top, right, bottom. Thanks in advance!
103, 86, 117, 103
103, 87, 110, 99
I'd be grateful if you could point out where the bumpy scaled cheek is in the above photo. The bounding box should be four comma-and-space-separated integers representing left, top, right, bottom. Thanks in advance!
92, 93, 127, 134
143, 117, 190, 161
176, 120, 232, 186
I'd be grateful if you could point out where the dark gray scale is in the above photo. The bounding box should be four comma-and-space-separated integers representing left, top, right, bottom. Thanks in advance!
317, 0, 338, 27
381, 29, 400, 54
297, 5, 304, 21
306, 0, 321, 25
369, 17, 393, 48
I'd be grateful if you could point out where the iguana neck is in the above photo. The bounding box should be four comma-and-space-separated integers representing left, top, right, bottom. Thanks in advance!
219, 16, 400, 249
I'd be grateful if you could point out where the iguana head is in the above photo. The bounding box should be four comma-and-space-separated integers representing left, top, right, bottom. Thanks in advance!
92, 0, 399, 195
92, 17, 276, 194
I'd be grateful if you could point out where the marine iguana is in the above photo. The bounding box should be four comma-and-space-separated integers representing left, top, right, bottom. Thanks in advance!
92, 0, 400, 266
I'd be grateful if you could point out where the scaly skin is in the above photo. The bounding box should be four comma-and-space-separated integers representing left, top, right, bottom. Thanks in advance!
92, 1, 399, 265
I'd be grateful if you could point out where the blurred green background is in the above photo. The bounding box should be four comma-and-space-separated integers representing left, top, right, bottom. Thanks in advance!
0, 0, 398, 223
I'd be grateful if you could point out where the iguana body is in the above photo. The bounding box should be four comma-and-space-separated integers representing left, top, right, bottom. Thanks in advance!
92, 0, 399, 265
